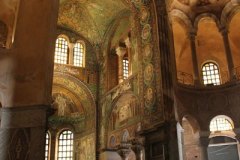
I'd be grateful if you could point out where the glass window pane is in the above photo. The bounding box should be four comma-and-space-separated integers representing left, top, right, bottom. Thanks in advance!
57, 130, 74, 160
73, 42, 84, 67
210, 117, 233, 132
123, 59, 129, 79
45, 132, 50, 160
54, 37, 68, 64
202, 62, 221, 85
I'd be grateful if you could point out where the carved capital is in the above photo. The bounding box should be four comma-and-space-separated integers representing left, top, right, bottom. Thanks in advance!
116, 141, 132, 159
116, 47, 127, 57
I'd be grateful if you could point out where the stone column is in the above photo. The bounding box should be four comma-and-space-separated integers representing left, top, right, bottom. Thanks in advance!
49, 130, 57, 160
69, 42, 74, 65
199, 133, 210, 160
221, 29, 235, 80
125, 37, 132, 75
131, 138, 144, 160
0, 106, 49, 159
189, 33, 201, 85
116, 47, 127, 83
0, 0, 59, 159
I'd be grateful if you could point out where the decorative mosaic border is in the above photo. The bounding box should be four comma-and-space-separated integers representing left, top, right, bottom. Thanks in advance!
132, 0, 156, 112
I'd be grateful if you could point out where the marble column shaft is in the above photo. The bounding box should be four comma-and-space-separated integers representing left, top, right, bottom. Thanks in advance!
189, 33, 201, 85
221, 29, 235, 80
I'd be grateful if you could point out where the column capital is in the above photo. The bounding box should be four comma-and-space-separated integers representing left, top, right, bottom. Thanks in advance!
188, 32, 197, 41
116, 46, 127, 57
219, 27, 229, 35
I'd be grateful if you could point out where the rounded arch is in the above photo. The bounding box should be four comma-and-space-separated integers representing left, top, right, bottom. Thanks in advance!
178, 116, 201, 160
170, 9, 195, 33
102, 9, 132, 51
221, 1, 240, 29
179, 114, 200, 133
57, 127, 75, 137
208, 116, 239, 160
54, 35, 70, 64
109, 135, 117, 148
56, 129, 74, 159
52, 72, 96, 132
104, 92, 140, 147
101, 9, 132, 90
201, 61, 221, 85
194, 13, 222, 31
54, 123, 76, 139
73, 40, 86, 67
209, 115, 234, 132
53, 72, 96, 106
56, 34, 70, 43
121, 129, 130, 142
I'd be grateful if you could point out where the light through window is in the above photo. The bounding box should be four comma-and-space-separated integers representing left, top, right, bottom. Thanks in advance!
45, 132, 50, 160
57, 130, 74, 160
54, 37, 68, 64
202, 62, 220, 85
73, 42, 84, 67
210, 117, 233, 132
123, 59, 129, 79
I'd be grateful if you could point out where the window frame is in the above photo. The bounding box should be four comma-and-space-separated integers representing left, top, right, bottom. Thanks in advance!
210, 115, 234, 132
54, 35, 70, 65
201, 61, 221, 86
45, 131, 51, 160
56, 129, 74, 160
123, 57, 129, 80
73, 40, 85, 67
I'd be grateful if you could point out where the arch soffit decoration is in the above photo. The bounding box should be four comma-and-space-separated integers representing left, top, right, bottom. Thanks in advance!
102, 9, 132, 52
53, 72, 96, 116
194, 13, 223, 32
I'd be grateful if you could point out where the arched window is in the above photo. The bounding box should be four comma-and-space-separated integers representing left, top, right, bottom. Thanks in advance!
202, 62, 221, 85
123, 57, 129, 79
73, 42, 84, 67
210, 116, 233, 132
54, 37, 69, 64
45, 132, 50, 160
57, 130, 74, 160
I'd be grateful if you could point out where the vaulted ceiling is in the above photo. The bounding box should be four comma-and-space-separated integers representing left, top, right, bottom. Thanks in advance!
58, 0, 131, 44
